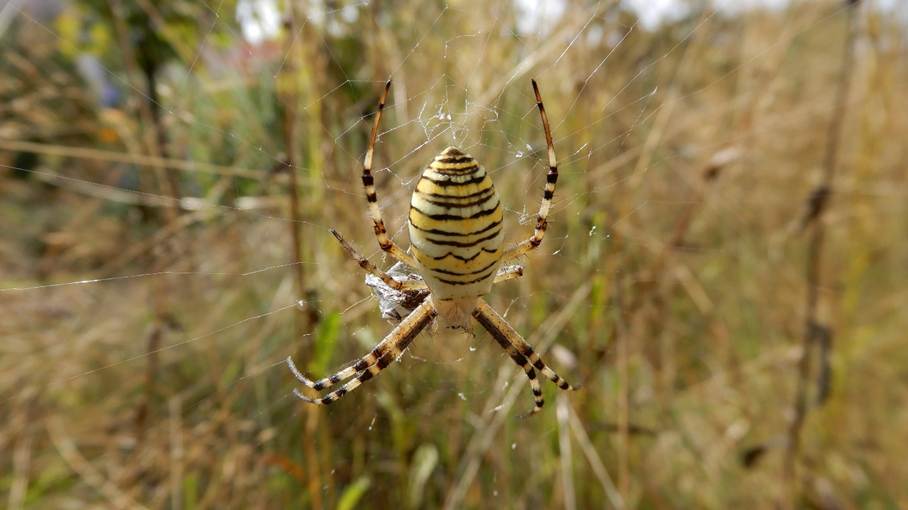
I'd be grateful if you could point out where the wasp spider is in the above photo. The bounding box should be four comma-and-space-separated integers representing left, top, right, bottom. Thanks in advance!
287, 80, 577, 414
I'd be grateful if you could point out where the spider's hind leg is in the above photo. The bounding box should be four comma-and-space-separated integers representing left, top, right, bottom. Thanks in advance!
508, 353, 545, 416
289, 299, 437, 404
287, 355, 356, 392
472, 298, 577, 414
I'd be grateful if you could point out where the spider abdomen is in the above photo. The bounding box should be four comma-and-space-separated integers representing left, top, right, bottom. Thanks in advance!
408, 147, 503, 301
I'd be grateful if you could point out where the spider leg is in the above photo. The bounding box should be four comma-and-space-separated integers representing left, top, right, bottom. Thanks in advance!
330, 228, 427, 292
492, 264, 524, 285
469, 303, 544, 415
472, 298, 577, 405
287, 354, 358, 392
361, 80, 420, 268
291, 298, 437, 405
286, 295, 430, 391
501, 79, 558, 263
492, 338, 545, 415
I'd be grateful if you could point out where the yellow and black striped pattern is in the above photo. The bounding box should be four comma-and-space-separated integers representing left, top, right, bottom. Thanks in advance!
408, 147, 504, 300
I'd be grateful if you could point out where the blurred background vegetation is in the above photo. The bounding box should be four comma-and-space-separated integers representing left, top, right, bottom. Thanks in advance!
2, 0, 907, 508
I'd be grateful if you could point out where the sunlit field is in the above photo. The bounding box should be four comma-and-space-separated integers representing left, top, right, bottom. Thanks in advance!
2, 0, 907, 508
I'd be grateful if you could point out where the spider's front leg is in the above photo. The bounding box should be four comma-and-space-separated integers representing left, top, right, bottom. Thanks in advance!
502, 79, 558, 264
288, 299, 437, 404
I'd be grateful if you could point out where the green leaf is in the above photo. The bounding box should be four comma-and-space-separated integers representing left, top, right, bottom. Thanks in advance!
408, 444, 438, 508
337, 477, 370, 510
182, 473, 198, 510
307, 312, 342, 375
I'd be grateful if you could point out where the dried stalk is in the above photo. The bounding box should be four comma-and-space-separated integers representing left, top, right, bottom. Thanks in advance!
0, 139, 268, 180
613, 276, 630, 501
47, 417, 149, 509
568, 406, 624, 509
279, 5, 326, 508
557, 396, 577, 510
106, 0, 187, 450
784, 0, 860, 488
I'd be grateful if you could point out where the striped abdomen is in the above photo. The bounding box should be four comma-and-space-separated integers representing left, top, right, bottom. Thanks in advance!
408, 147, 503, 301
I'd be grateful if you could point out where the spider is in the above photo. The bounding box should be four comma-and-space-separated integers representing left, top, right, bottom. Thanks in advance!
286, 79, 577, 415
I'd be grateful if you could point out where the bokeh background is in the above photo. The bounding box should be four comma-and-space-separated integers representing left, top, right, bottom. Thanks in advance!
2, 0, 907, 508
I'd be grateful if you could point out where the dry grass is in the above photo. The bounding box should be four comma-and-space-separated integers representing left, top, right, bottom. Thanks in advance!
2, 1, 908, 508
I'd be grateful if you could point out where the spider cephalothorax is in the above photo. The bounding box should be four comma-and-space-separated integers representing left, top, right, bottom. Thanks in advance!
287, 80, 575, 414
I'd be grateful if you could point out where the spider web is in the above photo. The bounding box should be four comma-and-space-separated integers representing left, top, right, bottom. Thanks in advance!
3, 0, 905, 507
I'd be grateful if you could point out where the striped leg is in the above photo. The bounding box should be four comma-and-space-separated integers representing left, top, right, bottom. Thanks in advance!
362, 80, 419, 268
330, 228, 427, 292
502, 79, 558, 263
291, 299, 437, 405
473, 298, 577, 400
485, 329, 545, 415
